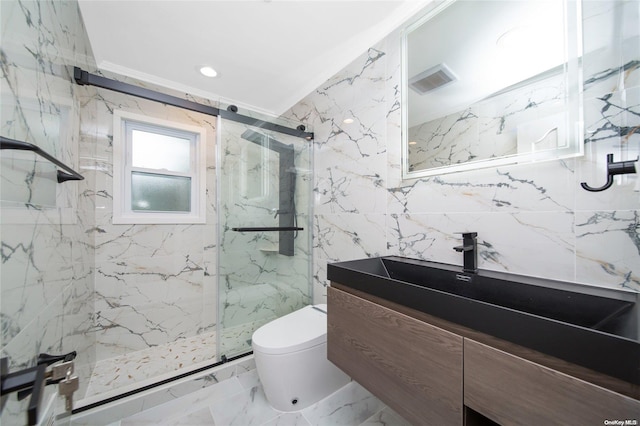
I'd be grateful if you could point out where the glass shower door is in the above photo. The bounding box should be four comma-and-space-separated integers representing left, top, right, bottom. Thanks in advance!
217, 117, 313, 359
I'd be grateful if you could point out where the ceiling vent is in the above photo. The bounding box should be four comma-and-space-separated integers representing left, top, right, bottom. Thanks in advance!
409, 63, 457, 95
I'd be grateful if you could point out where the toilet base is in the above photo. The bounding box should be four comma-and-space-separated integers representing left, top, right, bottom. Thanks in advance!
254, 343, 350, 412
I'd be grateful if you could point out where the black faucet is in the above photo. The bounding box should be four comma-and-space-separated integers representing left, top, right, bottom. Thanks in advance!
453, 232, 478, 273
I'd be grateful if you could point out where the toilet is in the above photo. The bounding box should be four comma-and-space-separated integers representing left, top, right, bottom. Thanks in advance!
252, 304, 350, 412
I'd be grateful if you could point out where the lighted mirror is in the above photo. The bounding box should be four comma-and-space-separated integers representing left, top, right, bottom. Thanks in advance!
402, 0, 584, 179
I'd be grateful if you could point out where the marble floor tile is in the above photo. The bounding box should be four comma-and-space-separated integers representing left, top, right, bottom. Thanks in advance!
123, 380, 402, 426
72, 396, 145, 426
262, 412, 312, 426
208, 385, 280, 426
300, 381, 385, 426
121, 378, 242, 425
170, 408, 216, 426
360, 407, 412, 426
237, 368, 261, 390
79, 360, 402, 426
122, 406, 215, 426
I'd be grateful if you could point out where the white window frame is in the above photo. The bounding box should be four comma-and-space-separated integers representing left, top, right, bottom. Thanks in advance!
113, 110, 207, 224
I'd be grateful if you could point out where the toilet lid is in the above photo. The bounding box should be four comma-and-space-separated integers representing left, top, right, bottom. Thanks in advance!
252, 304, 328, 355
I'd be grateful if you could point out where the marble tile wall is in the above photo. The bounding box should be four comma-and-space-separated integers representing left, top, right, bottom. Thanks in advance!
0, 1, 97, 425
284, 0, 640, 303
86, 81, 218, 364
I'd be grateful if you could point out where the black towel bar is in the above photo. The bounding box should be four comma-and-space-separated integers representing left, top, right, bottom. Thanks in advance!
231, 227, 304, 232
0, 136, 84, 183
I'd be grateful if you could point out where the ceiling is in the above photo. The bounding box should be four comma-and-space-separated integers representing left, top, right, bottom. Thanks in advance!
78, 0, 430, 117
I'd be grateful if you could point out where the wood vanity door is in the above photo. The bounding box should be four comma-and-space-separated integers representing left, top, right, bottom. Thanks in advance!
464, 339, 640, 425
328, 286, 464, 426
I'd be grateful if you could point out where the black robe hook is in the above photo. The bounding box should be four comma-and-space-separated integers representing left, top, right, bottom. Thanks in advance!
581, 153, 638, 192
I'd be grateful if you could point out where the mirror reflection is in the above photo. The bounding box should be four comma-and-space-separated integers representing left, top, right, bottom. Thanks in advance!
402, 0, 583, 179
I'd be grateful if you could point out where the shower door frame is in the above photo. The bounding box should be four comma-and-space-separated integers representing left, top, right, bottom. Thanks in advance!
73, 68, 313, 140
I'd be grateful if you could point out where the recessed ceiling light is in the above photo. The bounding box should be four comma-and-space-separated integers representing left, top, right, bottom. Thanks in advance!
199, 66, 218, 78
343, 118, 354, 124
408, 141, 417, 145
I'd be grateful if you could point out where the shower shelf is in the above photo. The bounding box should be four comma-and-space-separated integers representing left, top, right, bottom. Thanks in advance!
259, 245, 279, 253
0, 136, 84, 183
231, 227, 304, 232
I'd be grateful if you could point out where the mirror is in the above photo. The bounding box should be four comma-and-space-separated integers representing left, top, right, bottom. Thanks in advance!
402, 0, 583, 179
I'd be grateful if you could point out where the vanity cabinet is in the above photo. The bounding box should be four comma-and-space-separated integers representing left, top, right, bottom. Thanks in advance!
327, 286, 464, 426
464, 339, 640, 425
328, 285, 640, 426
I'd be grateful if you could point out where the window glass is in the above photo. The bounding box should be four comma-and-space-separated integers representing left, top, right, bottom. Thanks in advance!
131, 172, 191, 212
131, 129, 191, 172
113, 110, 206, 224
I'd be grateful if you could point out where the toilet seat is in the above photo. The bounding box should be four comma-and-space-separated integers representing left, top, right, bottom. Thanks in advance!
252, 304, 328, 355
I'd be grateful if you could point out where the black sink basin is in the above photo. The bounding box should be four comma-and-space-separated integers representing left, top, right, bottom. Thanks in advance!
327, 256, 639, 385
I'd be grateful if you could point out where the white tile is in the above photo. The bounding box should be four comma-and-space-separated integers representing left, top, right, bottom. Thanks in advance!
122, 378, 242, 425
209, 386, 279, 426
171, 408, 215, 425
387, 211, 576, 282
360, 407, 412, 426
315, 214, 387, 263
576, 210, 640, 291
122, 407, 214, 426
262, 412, 312, 426
234, 357, 257, 376
71, 397, 145, 426
300, 382, 384, 426
237, 369, 261, 390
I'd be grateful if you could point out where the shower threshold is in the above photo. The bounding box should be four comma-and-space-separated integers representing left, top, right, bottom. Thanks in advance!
70, 354, 256, 425
76, 319, 262, 414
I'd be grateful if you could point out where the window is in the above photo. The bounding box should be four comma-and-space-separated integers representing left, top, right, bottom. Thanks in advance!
113, 110, 207, 224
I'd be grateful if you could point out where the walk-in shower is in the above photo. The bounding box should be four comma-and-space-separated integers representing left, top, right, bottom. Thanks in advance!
0, 10, 313, 419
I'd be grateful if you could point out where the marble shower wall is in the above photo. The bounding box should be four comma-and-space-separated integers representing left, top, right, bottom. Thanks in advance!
86, 80, 218, 363
284, 0, 640, 302
0, 0, 97, 424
